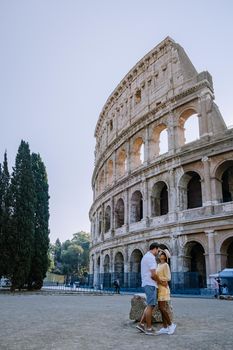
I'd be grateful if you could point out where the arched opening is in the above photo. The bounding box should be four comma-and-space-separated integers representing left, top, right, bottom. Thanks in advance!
117, 148, 127, 177
187, 172, 202, 208
99, 169, 105, 193
215, 160, 233, 203
115, 198, 125, 228
114, 252, 124, 287
96, 256, 100, 287
222, 166, 233, 203
178, 109, 199, 146
107, 159, 113, 185
98, 211, 102, 235
129, 249, 143, 288
179, 171, 202, 210
220, 237, 233, 269
130, 191, 143, 223
132, 137, 144, 169
103, 254, 111, 288
184, 114, 199, 144
104, 206, 111, 233
150, 124, 168, 157
184, 241, 206, 288
151, 181, 168, 216
159, 128, 168, 155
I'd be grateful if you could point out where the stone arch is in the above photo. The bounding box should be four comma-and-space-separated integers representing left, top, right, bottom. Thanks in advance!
130, 190, 143, 223
131, 137, 144, 169
98, 211, 102, 235
104, 205, 111, 233
117, 148, 127, 177
107, 159, 113, 185
151, 181, 169, 216
103, 254, 110, 273
103, 254, 111, 288
98, 169, 105, 193
129, 249, 143, 288
114, 252, 124, 286
179, 171, 202, 210
115, 198, 125, 228
178, 108, 199, 146
220, 236, 233, 269
184, 241, 206, 288
150, 123, 168, 157
214, 160, 233, 203
129, 249, 143, 273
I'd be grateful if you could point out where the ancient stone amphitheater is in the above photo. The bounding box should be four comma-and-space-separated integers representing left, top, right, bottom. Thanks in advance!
89, 37, 233, 291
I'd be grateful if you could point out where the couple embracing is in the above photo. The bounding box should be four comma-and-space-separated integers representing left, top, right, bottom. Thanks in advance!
136, 242, 176, 336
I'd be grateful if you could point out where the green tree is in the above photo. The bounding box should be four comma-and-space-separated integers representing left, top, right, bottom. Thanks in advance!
0, 152, 12, 277
27, 153, 50, 290
10, 141, 36, 291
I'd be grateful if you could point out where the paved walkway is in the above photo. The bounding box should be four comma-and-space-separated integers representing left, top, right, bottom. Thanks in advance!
0, 293, 232, 350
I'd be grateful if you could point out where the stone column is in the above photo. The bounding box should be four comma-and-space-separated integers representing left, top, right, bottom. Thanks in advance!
93, 253, 98, 287
198, 92, 214, 137
110, 197, 115, 235
142, 178, 149, 221
167, 111, 176, 152
124, 246, 129, 288
202, 156, 212, 206
113, 150, 117, 184
126, 139, 131, 175
125, 188, 129, 231
144, 125, 150, 164
169, 169, 176, 213
206, 230, 217, 285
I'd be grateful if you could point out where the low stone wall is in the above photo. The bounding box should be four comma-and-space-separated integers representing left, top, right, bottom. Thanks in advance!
129, 294, 173, 323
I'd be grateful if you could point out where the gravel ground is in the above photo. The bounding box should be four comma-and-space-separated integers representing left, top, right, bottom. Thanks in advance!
0, 293, 232, 350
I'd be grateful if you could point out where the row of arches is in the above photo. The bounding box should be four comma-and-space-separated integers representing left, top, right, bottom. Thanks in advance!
95, 236, 233, 289
96, 111, 200, 194
94, 164, 233, 234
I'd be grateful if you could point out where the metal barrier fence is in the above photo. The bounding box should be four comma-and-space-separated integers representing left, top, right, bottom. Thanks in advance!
87, 272, 209, 294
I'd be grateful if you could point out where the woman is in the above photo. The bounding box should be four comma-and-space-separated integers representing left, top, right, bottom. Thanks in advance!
156, 249, 176, 335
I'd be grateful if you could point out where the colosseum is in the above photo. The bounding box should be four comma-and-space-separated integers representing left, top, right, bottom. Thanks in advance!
89, 37, 233, 292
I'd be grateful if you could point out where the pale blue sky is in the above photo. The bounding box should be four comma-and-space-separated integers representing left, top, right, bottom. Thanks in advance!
1, 0, 233, 242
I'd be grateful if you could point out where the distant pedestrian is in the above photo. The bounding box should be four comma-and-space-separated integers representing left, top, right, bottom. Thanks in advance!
113, 279, 120, 294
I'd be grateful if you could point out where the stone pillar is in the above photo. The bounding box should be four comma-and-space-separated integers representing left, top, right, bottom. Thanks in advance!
206, 230, 217, 285
142, 178, 149, 221
93, 254, 98, 287
167, 111, 176, 152
144, 125, 150, 164
113, 150, 117, 184
202, 156, 212, 206
124, 246, 129, 288
126, 140, 131, 175
125, 188, 129, 231
169, 169, 176, 213
198, 92, 214, 137
110, 197, 115, 234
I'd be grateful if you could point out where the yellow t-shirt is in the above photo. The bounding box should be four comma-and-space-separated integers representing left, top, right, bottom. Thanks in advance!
156, 262, 171, 301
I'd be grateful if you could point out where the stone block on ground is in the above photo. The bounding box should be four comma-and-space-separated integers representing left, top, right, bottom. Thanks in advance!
129, 293, 173, 323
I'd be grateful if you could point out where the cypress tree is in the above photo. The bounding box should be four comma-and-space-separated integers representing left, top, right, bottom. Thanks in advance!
10, 141, 35, 291
28, 153, 50, 290
0, 152, 12, 277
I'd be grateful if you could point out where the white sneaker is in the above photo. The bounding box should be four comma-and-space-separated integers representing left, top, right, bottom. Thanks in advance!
156, 327, 169, 335
167, 323, 176, 335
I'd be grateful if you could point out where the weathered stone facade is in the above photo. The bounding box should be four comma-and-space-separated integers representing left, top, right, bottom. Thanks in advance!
89, 37, 233, 290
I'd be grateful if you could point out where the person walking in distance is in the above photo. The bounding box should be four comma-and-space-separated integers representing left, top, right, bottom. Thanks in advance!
136, 242, 160, 336
156, 249, 176, 335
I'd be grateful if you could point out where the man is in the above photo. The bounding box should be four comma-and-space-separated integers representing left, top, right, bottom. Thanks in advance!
136, 242, 161, 335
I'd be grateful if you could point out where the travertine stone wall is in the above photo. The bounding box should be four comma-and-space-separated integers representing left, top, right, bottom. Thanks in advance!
89, 37, 233, 288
